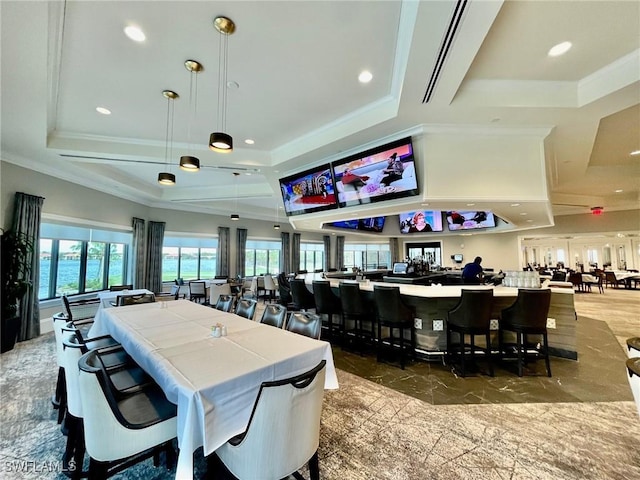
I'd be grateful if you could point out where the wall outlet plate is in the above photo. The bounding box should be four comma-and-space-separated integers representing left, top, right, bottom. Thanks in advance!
433, 319, 444, 331
414, 318, 423, 329
547, 318, 556, 329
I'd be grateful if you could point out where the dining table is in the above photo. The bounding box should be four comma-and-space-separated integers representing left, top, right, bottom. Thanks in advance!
91, 300, 339, 480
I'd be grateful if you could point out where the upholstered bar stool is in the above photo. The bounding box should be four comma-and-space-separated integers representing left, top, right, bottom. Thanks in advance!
373, 285, 415, 369
627, 337, 640, 358
290, 279, 316, 312
499, 288, 552, 377
446, 289, 494, 377
339, 282, 374, 353
312, 280, 343, 341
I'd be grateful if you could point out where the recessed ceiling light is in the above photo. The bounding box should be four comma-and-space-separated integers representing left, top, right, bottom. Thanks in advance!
526, 219, 533, 222
615, 189, 623, 193
96, 107, 111, 115
358, 70, 373, 83
510, 203, 520, 207
466, 203, 475, 206
421, 203, 430, 206
548, 41, 572, 57
124, 25, 146, 42
227, 81, 239, 90
631, 150, 640, 156
244, 139, 255, 145
520, 212, 528, 216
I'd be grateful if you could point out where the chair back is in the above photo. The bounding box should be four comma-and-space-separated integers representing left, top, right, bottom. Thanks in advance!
235, 299, 258, 320
117, 293, 156, 306
447, 289, 494, 329
290, 279, 315, 310
259, 304, 287, 328
312, 281, 341, 315
551, 271, 567, 282
109, 284, 133, 291
170, 284, 183, 299
501, 288, 551, 330
373, 285, 414, 324
215, 294, 234, 313
215, 361, 326, 480
263, 274, 277, 291
214, 275, 229, 280
286, 312, 322, 339
338, 282, 367, 316
62, 295, 101, 322
210, 283, 232, 306
189, 281, 207, 296
61, 333, 86, 418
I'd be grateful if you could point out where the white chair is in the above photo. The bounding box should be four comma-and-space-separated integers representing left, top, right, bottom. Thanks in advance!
210, 282, 232, 306
626, 358, 640, 419
77, 349, 178, 478
214, 360, 327, 480
262, 274, 277, 303
242, 277, 258, 299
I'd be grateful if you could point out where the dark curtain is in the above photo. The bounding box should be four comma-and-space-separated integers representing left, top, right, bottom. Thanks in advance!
389, 237, 400, 265
236, 228, 247, 278
11, 192, 44, 341
217, 227, 230, 277
292, 233, 301, 274
145, 221, 165, 293
335, 235, 345, 270
132, 217, 145, 289
280, 232, 290, 274
323, 235, 331, 271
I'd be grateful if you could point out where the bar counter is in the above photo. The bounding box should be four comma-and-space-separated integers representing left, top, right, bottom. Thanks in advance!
300, 273, 577, 360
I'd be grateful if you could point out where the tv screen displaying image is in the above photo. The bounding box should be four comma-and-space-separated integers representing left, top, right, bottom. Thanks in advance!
327, 216, 386, 233
445, 211, 496, 231
332, 136, 419, 208
392, 262, 409, 274
278, 164, 338, 216
398, 210, 443, 233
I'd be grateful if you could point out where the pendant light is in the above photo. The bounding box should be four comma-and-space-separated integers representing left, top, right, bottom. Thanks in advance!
273, 203, 280, 230
180, 60, 203, 171
209, 16, 235, 153
230, 172, 240, 220
158, 90, 179, 185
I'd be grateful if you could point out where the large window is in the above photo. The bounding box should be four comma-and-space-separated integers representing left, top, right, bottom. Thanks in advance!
344, 243, 390, 270
299, 242, 324, 272
39, 223, 130, 300
245, 240, 281, 276
162, 235, 218, 281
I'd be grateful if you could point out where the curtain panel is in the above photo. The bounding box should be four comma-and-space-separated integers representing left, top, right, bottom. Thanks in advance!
145, 221, 165, 293
323, 235, 331, 271
335, 235, 345, 270
217, 227, 230, 277
292, 233, 301, 274
280, 232, 290, 274
11, 192, 45, 341
236, 228, 247, 278
389, 237, 400, 265
132, 217, 146, 289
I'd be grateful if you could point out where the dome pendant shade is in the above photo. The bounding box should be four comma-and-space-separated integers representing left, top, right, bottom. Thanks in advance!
230, 214, 240, 221
209, 132, 233, 152
273, 224, 280, 230
180, 156, 200, 171
158, 172, 176, 185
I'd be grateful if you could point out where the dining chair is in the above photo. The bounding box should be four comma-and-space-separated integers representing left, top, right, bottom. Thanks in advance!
77, 349, 177, 479
212, 360, 326, 480
285, 312, 322, 339
215, 294, 234, 313
109, 284, 133, 291
116, 293, 156, 306
210, 283, 232, 307
259, 304, 287, 329
189, 281, 208, 304
262, 274, 277, 303
235, 298, 257, 320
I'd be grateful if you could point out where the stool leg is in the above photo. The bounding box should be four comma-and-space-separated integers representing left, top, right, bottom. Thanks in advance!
516, 332, 523, 377
460, 332, 466, 377
543, 331, 552, 377
486, 331, 494, 377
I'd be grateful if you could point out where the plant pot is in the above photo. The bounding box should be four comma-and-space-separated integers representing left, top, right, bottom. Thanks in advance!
1, 316, 21, 353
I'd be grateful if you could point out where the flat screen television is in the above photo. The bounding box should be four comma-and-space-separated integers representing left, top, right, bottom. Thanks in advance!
398, 210, 443, 233
392, 262, 409, 275
278, 164, 338, 216
327, 216, 386, 233
331, 136, 419, 208
445, 211, 496, 231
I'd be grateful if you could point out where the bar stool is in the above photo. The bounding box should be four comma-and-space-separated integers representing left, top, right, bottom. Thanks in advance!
290, 279, 316, 311
339, 282, 374, 353
312, 280, 342, 341
373, 285, 415, 369
627, 337, 640, 358
446, 289, 494, 377
499, 288, 552, 377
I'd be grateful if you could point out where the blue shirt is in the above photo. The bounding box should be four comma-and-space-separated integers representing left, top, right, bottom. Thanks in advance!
462, 262, 483, 280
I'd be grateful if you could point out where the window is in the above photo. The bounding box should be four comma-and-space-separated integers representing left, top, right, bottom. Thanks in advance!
343, 243, 390, 270
162, 235, 218, 281
300, 242, 324, 272
39, 223, 130, 300
245, 240, 281, 276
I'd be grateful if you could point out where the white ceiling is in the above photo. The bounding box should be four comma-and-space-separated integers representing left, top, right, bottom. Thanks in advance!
1, 0, 639, 234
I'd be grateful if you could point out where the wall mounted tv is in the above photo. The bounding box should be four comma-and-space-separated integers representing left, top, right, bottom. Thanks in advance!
445, 211, 496, 231
331, 136, 419, 208
398, 210, 443, 233
327, 216, 386, 233
278, 164, 338, 216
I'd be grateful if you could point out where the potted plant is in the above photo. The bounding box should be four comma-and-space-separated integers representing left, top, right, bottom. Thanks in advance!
1, 228, 33, 353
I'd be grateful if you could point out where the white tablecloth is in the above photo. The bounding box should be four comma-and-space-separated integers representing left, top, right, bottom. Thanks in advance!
95, 300, 338, 480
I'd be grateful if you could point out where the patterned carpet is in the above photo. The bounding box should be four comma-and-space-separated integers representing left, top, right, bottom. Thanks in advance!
1, 327, 639, 479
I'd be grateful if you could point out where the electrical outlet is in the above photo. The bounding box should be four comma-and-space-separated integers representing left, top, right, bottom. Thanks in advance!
547, 318, 556, 329
414, 318, 423, 329
433, 319, 444, 331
